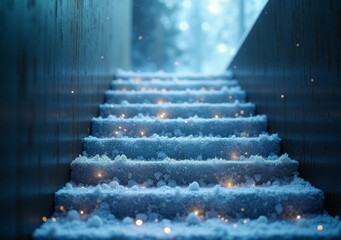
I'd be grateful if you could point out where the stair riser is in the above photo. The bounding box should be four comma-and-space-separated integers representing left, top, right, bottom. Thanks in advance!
105, 90, 245, 104
55, 189, 324, 219
71, 160, 298, 186
111, 81, 238, 91
83, 136, 281, 160
91, 117, 267, 138
99, 104, 255, 118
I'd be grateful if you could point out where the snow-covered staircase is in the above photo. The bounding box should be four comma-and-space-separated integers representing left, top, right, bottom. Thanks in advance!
34, 72, 341, 239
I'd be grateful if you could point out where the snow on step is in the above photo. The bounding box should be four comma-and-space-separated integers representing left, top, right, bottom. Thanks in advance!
99, 102, 255, 118
55, 178, 324, 219
105, 87, 245, 104
114, 70, 233, 80
33, 214, 341, 240
91, 115, 267, 138
71, 154, 298, 186
83, 134, 280, 159
111, 79, 238, 91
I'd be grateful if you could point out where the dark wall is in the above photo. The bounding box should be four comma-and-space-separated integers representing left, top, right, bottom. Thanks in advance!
229, 0, 341, 215
0, 1, 131, 239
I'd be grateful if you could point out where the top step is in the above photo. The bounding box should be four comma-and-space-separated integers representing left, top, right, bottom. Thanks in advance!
115, 70, 233, 80
111, 79, 239, 91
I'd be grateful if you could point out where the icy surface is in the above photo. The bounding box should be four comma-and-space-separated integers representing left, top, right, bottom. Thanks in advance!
71, 154, 298, 186
33, 213, 341, 240
105, 87, 246, 104
83, 134, 281, 159
91, 115, 267, 138
99, 102, 255, 118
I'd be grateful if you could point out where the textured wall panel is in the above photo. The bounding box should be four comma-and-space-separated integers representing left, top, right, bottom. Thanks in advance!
229, 0, 341, 216
0, 0, 131, 239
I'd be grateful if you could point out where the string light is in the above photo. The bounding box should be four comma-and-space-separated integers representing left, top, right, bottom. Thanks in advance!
243, 219, 248, 224
241, 208, 245, 212
51, 217, 57, 222
120, 113, 126, 118
154, 218, 159, 223
59, 206, 65, 212
71, 90, 74, 94
194, 210, 199, 216
164, 227, 171, 234
296, 215, 301, 220
234, 113, 239, 117
240, 110, 244, 115
233, 223, 238, 229
158, 112, 166, 119
140, 131, 145, 136
225, 180, 233, 188
214, 114, 219, 119
317, 225, 323, 231
161, 88, 167, 93
42, 216, 47, 222
80, 210, 84, 215
136, 219, 143, 226
228, 96, 233, 100
97, 172, 102, 178
224, 219, 229, 223
231, 152, 239, 160
157, 100, 164, 105
281, 94, 285, 99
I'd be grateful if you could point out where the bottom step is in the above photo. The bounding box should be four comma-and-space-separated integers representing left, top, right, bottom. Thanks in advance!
55, 178, 323, 219
33, 213, 341, 240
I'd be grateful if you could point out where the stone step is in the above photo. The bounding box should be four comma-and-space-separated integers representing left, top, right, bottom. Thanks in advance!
83, 134, 281, 160
105, 87, 246, 104
111, 79, 238, 91
55, 178, 324, 220
99, 102, 255, 118
33, 213, 341, 240
91, 115, 267, 138
71, 154, 298, 186
114, 70, 233, 80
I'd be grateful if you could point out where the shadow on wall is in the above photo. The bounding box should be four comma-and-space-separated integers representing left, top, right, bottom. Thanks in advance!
229, 0, 341, 216
0, 0, 131, 239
